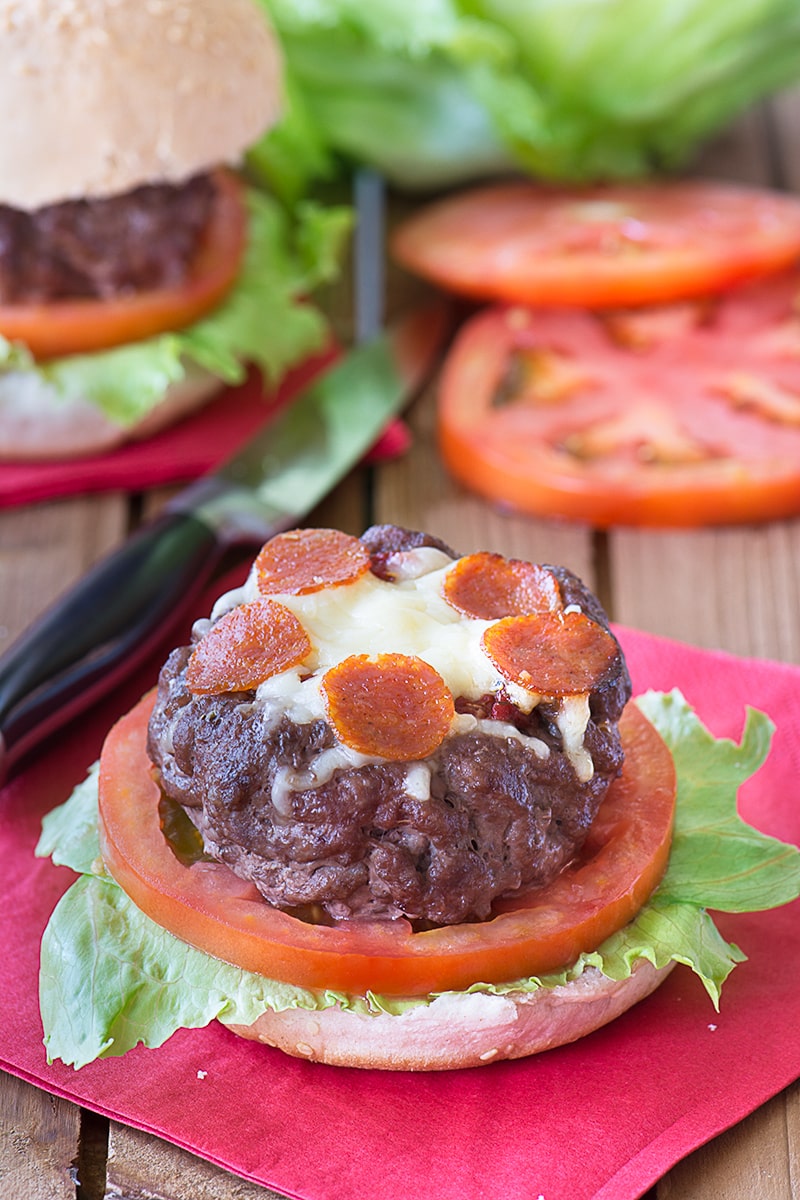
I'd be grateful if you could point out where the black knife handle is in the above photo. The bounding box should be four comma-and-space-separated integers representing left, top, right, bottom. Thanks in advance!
0, 510, 223, 778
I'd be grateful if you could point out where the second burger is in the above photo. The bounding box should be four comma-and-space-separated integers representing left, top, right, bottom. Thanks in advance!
0, 0, 346, 460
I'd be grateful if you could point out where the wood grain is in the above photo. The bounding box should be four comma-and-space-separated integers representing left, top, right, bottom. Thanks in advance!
686, 103, 773, 183
0, 495, 126, 646
106, 1123, 288, 1200
0, 1073, 79, 1199
608, 520, 800, 661
768, 86, 800, 190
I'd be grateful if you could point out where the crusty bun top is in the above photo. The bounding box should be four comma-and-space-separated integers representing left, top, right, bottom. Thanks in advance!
0, 0, 283, 210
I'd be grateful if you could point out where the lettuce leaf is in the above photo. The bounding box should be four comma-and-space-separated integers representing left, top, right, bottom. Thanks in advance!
39, 876, 343, 1070
37, 765, 102, 877
36, 690, 800, 1068
469, 0, 800, 181
638, 690, 800, 911
0, 191, 351, 426
250, 1, 518, 193
251, 0, 800, 190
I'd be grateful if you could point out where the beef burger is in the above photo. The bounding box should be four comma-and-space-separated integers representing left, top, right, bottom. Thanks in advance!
95, 524, 676, 1069
0, 0, 284, 459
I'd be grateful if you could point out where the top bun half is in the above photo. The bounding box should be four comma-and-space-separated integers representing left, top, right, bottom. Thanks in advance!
0, 0, 283, 210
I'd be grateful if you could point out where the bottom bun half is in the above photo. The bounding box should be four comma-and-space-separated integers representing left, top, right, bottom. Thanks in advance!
222, 960, 675, 1071
0, 365, 221, 460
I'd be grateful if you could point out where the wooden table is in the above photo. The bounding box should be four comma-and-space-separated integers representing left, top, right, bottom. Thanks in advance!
2, 92, 800, 1200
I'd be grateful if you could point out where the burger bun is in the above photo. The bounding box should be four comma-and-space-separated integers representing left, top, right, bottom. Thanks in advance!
223, 960, 675, 1071
0, 0, 283, 210
0, 365, 222, 459
0, 0, 283, 460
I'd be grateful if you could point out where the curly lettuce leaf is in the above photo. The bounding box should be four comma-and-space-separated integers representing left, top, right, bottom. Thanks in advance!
37, 764, 102, 877
39, 875, 345, 1070
0, 192, 351, 426
36, 690, 800, 1067
584, 898, 747, 1008
638, 690, 799, 911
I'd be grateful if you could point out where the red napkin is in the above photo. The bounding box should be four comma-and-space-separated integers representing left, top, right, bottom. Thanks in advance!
0, 356, 411, 509
1, 597, 799, 1200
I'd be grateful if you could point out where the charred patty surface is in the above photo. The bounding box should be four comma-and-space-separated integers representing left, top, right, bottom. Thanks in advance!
147, 526, 631, 925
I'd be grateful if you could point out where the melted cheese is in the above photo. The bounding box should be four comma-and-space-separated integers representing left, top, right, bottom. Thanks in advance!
404, 763, 432, 801
270, 743, 375, 816
218, 556, 537, 715
209, 548, 595, 786
451, 712, 550, 758
555, 694, 594, 783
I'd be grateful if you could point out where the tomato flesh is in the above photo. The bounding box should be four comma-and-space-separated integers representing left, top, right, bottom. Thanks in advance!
0, 170, 247, 360
98, 693, 675, 998
438, 289, 800, 527
392, 181, 800, 309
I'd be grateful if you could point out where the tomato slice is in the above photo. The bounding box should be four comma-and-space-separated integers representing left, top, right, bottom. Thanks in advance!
437, 285, 800, 527
392, 181, 800, 309
98, 693, 675, 998
0, 170, 247, 360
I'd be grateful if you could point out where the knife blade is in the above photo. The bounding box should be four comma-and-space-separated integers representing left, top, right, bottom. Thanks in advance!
0, 302, 449, 779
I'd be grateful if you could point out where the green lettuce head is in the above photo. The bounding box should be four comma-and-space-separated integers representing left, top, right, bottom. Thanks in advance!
250, 0, 800, 193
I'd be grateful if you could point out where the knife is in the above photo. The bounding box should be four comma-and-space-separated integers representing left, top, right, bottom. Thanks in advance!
0, 301, 449, 779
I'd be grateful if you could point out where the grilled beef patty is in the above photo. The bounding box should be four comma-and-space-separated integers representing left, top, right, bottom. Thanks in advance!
0, 173, 215, 303
147, 526, 631, 925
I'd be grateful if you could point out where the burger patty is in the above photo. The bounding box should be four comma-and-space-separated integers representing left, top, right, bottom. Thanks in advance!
147, 526, 631, 926
0, 173, 215, 304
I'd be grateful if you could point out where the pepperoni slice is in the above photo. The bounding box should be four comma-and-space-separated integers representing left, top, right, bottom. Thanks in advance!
483, 611, 619, 696
255, 528, 370, 596
443, 551, 562, 620
186, 600, 311, 695
321, 653, 455, 761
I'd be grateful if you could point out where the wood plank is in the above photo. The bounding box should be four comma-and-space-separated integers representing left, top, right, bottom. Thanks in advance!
0, 1071, 80, 1200
306, 471, 371, 537
656, 1084, 799, 1200
0, 497, 128, 1200
608, 519, 800, 661
686, 104, 774, 183
105, 1123, 289, 1200
374, 379, 596, 585
767, 86, 800, 190
0, 495, 127, 646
